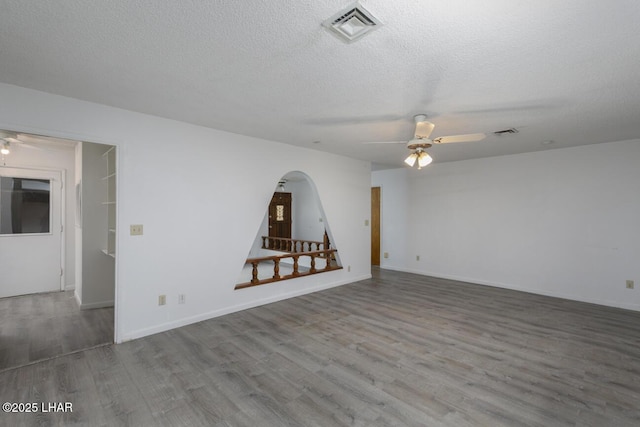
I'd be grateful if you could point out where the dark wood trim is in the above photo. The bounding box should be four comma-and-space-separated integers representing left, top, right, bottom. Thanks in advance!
236, 249, 342, 290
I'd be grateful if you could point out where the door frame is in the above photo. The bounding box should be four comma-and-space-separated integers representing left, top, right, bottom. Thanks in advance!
0, 166, 65, 293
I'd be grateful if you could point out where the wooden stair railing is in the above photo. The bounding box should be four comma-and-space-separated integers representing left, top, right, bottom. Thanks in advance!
261, 236, 328, 254
235, 249, 342, 290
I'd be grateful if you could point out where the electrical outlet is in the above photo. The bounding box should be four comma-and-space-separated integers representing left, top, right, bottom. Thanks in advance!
158, 295, 166, 305
130, 224, 144, 236
348, 265, 351, 272
416, 255, 420, 261
364, 219, 369, 226
384, 252, 389, 259
178, 294, 186, 304
626, 280, 634, 289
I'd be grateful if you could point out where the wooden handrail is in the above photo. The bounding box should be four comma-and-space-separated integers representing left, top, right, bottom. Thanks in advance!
261, 236, 328, 253
235, 249, 342, 290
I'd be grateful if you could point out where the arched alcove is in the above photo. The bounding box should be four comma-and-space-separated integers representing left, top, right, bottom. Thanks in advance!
236, 171, 342, 288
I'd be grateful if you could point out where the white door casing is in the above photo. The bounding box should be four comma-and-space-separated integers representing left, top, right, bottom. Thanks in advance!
0, 167, 63, 298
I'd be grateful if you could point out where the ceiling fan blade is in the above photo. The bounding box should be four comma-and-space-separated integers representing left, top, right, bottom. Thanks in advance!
433, 133, 486, 144
414, 121, 435, 139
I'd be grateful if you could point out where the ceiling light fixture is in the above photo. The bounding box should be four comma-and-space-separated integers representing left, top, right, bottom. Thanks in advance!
1, 142, 10, 155
404, 140, 433, 170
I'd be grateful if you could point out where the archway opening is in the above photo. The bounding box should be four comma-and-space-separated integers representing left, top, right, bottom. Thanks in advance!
236, 171, 342, 289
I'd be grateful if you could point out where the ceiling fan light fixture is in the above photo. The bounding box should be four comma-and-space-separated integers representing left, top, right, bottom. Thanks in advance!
417, 151, 432, 168
404, 152, 418, 167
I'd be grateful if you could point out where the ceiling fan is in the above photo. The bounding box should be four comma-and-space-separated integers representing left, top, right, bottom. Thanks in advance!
0, 130, 76, 153
366, 114, 486, 169
1, 131, 38, 154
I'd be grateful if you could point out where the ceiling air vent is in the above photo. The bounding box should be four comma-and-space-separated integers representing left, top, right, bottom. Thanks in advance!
322, 3, 382, 43
493, 128, 519, 136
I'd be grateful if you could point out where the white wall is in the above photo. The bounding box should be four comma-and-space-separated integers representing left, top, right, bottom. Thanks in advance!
0, 140, 76, 290
373, 139, 640, 311
291, 179, 325, 243
0, 83, 371, 342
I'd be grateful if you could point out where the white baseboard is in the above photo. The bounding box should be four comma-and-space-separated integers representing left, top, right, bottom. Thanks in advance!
120, 273, 371, 343
381, 266, 640, 313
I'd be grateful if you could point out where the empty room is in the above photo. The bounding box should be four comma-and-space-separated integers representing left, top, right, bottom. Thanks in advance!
1, 1, 639, 426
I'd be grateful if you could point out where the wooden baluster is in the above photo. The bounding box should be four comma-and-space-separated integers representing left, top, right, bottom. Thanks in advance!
251, 261, 259, 284
292, 255, 299, 276
325, 251, 332, 270
310, 254, 316, 273
262, 236, 267, 249
273, 259, 280, 279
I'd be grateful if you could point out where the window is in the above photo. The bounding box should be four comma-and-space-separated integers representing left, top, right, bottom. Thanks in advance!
0, 177, 51, 234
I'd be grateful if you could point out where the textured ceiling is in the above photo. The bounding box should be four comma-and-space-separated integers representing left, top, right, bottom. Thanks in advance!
1, 1, 639, 169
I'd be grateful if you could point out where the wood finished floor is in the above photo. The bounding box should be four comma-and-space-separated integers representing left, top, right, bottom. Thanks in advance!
1, 269, 640, 426
0, 291, 114, 372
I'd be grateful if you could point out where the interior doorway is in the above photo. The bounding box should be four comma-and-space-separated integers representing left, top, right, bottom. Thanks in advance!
0, 130, 115, 371
371, 186, 380, 266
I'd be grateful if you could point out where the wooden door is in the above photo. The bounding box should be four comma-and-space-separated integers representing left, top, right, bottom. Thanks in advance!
269, 192, 292, 241
371, 187, 381, 265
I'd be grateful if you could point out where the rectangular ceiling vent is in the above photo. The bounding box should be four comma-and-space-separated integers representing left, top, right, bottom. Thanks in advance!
322, 3, 382, 43
493, 128, 519, 136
